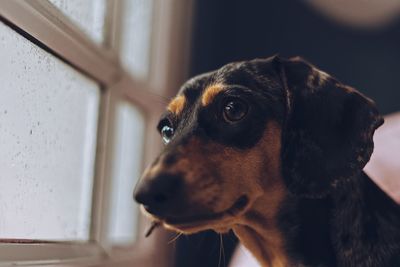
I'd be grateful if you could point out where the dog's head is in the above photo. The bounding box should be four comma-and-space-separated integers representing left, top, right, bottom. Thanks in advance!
134, 56, 383, 233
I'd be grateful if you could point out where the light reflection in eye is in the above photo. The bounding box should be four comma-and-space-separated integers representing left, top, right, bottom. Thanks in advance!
161, 125, 174, 144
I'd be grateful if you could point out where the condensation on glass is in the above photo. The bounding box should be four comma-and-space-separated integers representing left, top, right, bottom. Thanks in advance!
119, 0, 154, 80
0, 21, 100, 241
48, 0, 107, 43
107, 100, 145, 244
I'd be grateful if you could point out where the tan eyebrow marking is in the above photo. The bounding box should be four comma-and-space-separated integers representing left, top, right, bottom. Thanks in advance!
167, 95, 186, 115
201, 84, 225, 106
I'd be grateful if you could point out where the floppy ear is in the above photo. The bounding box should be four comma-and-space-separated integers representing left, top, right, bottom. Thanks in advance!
275, 57, 383, 198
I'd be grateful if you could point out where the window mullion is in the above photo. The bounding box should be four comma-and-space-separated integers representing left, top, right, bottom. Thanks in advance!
0, 0, 120, 86
89, 88, 114, 248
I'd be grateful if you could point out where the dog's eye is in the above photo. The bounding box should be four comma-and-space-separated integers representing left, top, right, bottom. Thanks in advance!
223, 99, 248, 122
161, 124, 174, 144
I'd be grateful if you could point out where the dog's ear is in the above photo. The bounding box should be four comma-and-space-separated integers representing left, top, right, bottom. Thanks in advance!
273, 56, 383, 198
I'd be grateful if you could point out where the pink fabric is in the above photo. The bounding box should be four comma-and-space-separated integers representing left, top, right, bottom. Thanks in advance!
230, 245, 260, 267
364, 112, 400, 203
230, 112, 400, 267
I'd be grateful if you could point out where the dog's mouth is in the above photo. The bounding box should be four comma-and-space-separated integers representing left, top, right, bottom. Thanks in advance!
144, 195, 249, 229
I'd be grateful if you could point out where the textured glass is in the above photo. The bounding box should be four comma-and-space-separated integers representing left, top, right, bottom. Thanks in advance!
107, 100, 145, 244
0, 21, 99, 241
120, 0, 154, 79
48, 0, 106, 43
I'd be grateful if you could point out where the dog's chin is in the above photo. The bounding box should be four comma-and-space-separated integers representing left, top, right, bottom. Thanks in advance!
164, 221, 231, 234
145, 195, 250, 234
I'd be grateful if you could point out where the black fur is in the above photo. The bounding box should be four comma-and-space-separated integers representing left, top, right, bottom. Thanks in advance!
153, 56, 400, 266
278, 57, 384, 198
279, 172, 400, 267
160, 57, 286, 150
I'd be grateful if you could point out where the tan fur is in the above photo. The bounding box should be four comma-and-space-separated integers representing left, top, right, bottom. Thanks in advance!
233, 123, 289, 267
143, 121, 290, 266
233, 224, 287, 267
167, 95, 186, 115
142, 162, 163, 179
201, 84, 225, 106
233, 188, 288, 267
138, 117, 289, 265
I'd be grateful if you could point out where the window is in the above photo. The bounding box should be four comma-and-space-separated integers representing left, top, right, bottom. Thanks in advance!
0, 20, 99, 241
107, 100, 145, 245
0, 0, 192, 266
48, 0, 107, 43
118, 0, 154, 79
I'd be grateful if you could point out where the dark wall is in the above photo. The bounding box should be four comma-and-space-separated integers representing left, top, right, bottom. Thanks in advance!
176, 1, 400, 267
190, 0, 400, 115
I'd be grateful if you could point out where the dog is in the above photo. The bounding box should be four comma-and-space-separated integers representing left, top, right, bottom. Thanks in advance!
134, 56, 400, 267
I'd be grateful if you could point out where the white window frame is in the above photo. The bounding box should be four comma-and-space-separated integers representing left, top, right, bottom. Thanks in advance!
0, 0, 193, 266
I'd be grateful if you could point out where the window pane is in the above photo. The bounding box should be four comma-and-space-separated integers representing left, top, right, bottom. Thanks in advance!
48, 0, 107, 43
107, 100, 145, 244
119, 0, 154, 79
0, 21, 99, 241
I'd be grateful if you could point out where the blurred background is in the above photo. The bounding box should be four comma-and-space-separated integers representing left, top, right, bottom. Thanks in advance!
0, 0, 399, 267
190, 0, 400, 115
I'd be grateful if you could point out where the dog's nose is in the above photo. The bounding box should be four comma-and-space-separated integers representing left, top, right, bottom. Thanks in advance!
134, 173, 183, 216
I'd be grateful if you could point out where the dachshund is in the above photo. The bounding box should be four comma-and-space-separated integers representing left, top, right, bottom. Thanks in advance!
134, 56, 400, 267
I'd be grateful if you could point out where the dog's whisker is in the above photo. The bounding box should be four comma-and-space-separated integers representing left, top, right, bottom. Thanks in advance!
218, 234, 226, 267
145, 90, 171, 104
218, 234, 222, 267
145, 221, 161, 238
168, 232, 183, 244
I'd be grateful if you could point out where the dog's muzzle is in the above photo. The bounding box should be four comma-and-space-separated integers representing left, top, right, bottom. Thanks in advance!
134, 173, 184, 218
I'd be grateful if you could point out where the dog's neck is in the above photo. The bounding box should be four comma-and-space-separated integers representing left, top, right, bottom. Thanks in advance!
233, 172, 400, 267
232, 185, 289, 267
328, 172, 400, 266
